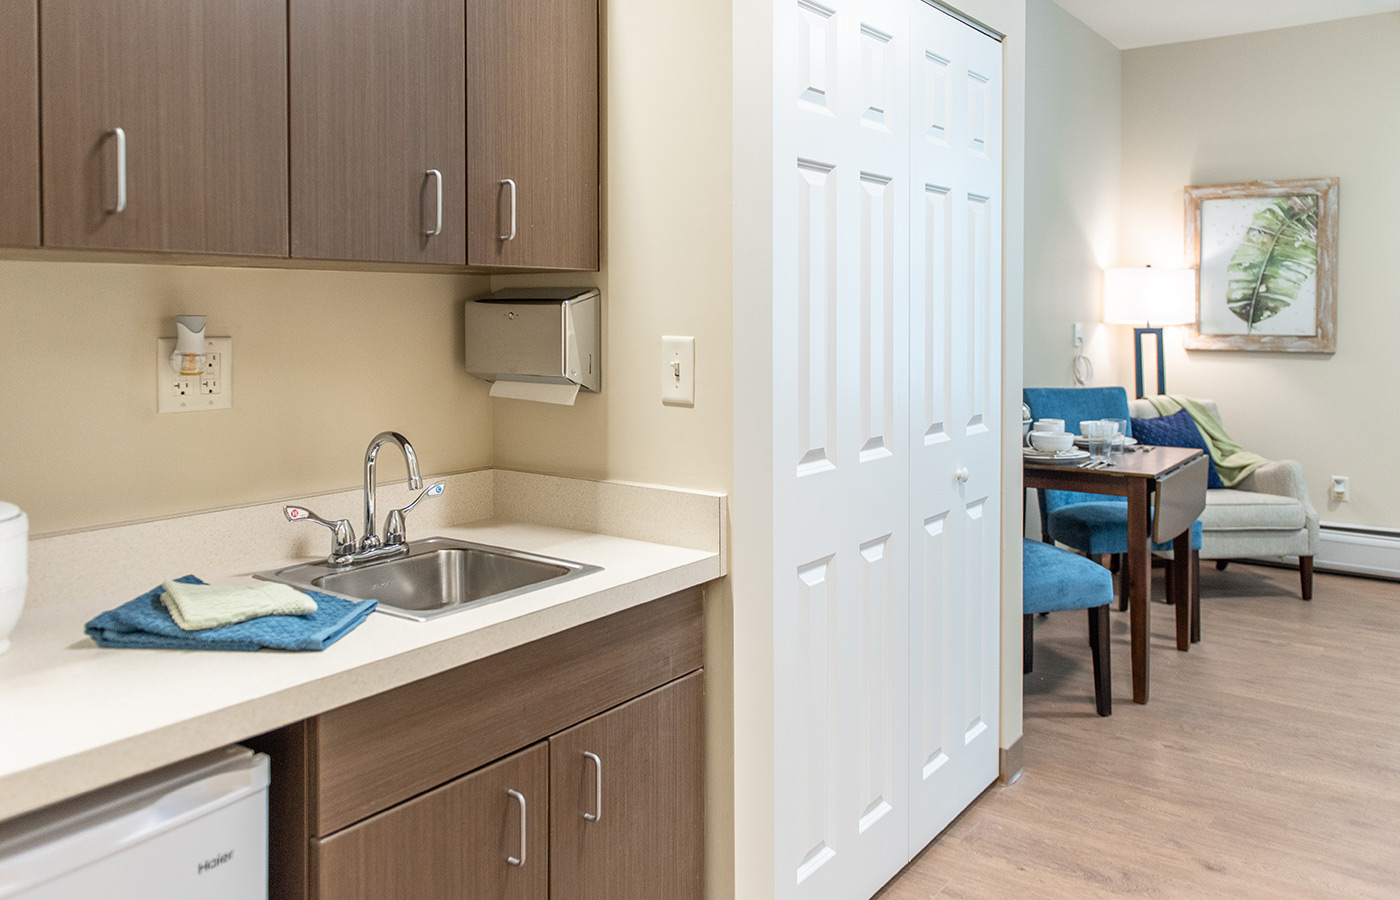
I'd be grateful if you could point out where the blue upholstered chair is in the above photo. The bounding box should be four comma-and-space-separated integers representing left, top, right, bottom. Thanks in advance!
1023, 539, 1112, 716
1023, 387, 1203, 611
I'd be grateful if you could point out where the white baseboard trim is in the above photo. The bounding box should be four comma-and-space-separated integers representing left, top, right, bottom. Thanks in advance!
1292, 524, 1400, 580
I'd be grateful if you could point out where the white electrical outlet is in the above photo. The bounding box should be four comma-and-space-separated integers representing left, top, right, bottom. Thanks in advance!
661, 335, 695, 407
158, 336, 233, 413
1331, 475, 1350, 502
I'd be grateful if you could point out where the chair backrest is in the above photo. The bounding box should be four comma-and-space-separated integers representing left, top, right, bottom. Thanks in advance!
1023, 387, 1132, 524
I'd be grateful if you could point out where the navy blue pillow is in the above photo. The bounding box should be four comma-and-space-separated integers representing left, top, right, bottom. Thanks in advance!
1130, 409, 1224, 489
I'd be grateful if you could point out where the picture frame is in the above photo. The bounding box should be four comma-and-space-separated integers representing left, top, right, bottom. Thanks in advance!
1183, 177, 1338, 352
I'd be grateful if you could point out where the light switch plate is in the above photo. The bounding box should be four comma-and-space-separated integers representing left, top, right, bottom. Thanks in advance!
661, 335, 695, 407
157, 336, 233, 413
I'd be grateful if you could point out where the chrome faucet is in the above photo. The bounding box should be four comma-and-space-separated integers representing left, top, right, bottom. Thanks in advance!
285, 432, 444, 567
361, 432, 422, 552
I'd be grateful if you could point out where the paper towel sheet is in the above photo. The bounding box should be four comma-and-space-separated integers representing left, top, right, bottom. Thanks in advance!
489, 380, 581, 405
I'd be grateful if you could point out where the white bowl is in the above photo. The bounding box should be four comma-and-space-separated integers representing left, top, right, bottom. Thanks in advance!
1029, 431, 1074, 452
1033, 418, 1065, 434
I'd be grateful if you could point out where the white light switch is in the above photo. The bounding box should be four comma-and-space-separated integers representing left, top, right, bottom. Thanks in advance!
661, 335, 695, 407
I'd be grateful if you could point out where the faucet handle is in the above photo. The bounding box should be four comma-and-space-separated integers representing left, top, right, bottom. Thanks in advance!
285, 505, 357, 559
383, 481, 445, 547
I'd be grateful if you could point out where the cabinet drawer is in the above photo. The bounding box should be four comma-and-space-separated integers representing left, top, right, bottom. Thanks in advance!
311, 588, 703, 834
314, 742, 548, 900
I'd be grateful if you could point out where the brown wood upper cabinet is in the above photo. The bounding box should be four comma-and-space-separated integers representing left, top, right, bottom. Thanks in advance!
290, 0, 466, 265
0, 0, 40, 249
467, 0, 600, 271
39, 0, 288, 255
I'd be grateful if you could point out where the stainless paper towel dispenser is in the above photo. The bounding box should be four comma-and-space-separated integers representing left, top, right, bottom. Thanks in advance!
463, 288, 601, 394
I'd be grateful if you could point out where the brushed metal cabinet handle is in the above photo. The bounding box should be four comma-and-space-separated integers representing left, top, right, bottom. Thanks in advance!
108, 127, 127, 214
424, 168, 443, 237
506, 789, 526, 866
582, 751, 602, 822
499, 178, 517, 241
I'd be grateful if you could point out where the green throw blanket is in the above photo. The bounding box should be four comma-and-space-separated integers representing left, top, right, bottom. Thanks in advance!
1147, 395, 1270, 488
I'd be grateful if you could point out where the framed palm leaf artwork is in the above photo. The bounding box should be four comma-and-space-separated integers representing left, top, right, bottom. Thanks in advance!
1184, 177, 1338, 352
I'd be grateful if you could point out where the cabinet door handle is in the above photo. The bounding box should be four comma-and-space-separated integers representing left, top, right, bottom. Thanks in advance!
955, 466, 969, 484
108, 127, 127, 214
424, 168, 443, 237
499, 178, 517, 241
506, 789, 526, 866
582, 751, 602, 822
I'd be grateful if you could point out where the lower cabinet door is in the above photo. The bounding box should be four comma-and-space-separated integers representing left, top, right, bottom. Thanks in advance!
549, 671, 704, 900
315, 742, 548, 900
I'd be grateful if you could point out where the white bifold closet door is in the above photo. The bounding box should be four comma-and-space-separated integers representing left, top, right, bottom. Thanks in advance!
769, 1, 1002, 899
906, 0, 1002, 851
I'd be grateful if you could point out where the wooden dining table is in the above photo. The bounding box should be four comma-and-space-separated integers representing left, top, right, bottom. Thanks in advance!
1024, 445, 1209, 704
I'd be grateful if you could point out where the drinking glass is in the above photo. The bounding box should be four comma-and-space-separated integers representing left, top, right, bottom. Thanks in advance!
1106, 418, 1128, 466
1083, 420, 1110, 462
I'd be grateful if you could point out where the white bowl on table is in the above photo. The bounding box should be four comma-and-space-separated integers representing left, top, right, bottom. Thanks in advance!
1029, 431, 1075, 452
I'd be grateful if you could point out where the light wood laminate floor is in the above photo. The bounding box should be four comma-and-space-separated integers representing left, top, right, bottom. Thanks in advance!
877, 563, 1400, 899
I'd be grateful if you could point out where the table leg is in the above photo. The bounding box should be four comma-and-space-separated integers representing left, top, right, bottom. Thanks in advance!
1128, 480, 1150, 704
1171, 532, 1191, 651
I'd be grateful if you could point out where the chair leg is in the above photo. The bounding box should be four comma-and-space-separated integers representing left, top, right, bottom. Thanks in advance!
1109, 553, 1122, 574
1023, 614, 1034, 674
1300, 555, 1314, 601
1088, 604, 1111, 716
1191, 549, 1201, 643
1117, 552, 1129, 612
1215, 559, 1229, 571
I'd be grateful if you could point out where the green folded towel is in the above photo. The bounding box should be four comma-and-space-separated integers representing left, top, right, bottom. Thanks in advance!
1147, 394, 1271, 488
159, 580, 318, 631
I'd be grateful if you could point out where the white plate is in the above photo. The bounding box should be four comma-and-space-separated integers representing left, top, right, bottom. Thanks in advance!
1072, 435, 1137, 447
1022, 447, 1090, 464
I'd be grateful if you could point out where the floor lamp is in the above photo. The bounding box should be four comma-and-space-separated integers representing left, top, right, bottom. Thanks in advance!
1102, 267, 1195, 399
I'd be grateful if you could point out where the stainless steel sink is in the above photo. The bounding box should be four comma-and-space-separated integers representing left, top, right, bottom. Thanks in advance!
258, 537, 602, 621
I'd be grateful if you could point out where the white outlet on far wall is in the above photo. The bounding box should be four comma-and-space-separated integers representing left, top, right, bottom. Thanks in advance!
157, 336, 233, 413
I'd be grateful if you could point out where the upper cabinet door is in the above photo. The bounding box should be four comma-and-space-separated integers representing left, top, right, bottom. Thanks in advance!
467, 0, 599, 271
0, 0, 40, 249
290, 0, 466, 265
39, 0, 289, 256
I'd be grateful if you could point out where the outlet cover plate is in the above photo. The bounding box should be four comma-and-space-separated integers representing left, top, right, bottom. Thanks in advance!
157, 336, 233, 413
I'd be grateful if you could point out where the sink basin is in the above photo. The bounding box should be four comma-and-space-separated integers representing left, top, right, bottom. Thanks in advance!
258, 537, 602, 622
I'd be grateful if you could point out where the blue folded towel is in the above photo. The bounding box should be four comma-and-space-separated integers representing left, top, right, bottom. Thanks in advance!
85, 575, 377, 652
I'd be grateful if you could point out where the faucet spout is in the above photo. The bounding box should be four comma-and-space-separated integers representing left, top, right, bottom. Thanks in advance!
363, 431, 422, 550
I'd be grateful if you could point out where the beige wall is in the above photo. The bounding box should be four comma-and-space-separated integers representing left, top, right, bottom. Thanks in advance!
1120, 13, 1400, 528
1023, 0, 1123, 389
0, 260, 493, 535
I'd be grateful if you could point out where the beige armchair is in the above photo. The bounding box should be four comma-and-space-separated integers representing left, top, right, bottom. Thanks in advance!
1129, 397, 1319, 599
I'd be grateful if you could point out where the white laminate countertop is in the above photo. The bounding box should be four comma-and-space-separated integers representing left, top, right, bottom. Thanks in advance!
0, 496, 723, 822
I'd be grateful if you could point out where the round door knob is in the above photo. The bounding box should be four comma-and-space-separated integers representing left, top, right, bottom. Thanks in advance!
955, 466, 969, 483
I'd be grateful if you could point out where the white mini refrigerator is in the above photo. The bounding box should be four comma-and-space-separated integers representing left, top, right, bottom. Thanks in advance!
0, 746, 269, 899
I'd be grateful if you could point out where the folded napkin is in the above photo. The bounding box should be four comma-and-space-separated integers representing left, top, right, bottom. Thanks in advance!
85, 575, 377, 652
160, 579, 318, 630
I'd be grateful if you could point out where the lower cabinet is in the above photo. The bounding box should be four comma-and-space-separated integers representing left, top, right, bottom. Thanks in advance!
550, 673, 704, 900
250, 588, 705, 900
315, 743, 549, 900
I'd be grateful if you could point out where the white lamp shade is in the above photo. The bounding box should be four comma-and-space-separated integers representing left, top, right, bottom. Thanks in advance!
1102, 267, 1195, 326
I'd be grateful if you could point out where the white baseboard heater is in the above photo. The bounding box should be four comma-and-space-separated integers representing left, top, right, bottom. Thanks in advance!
1288, 523, 1400, 581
